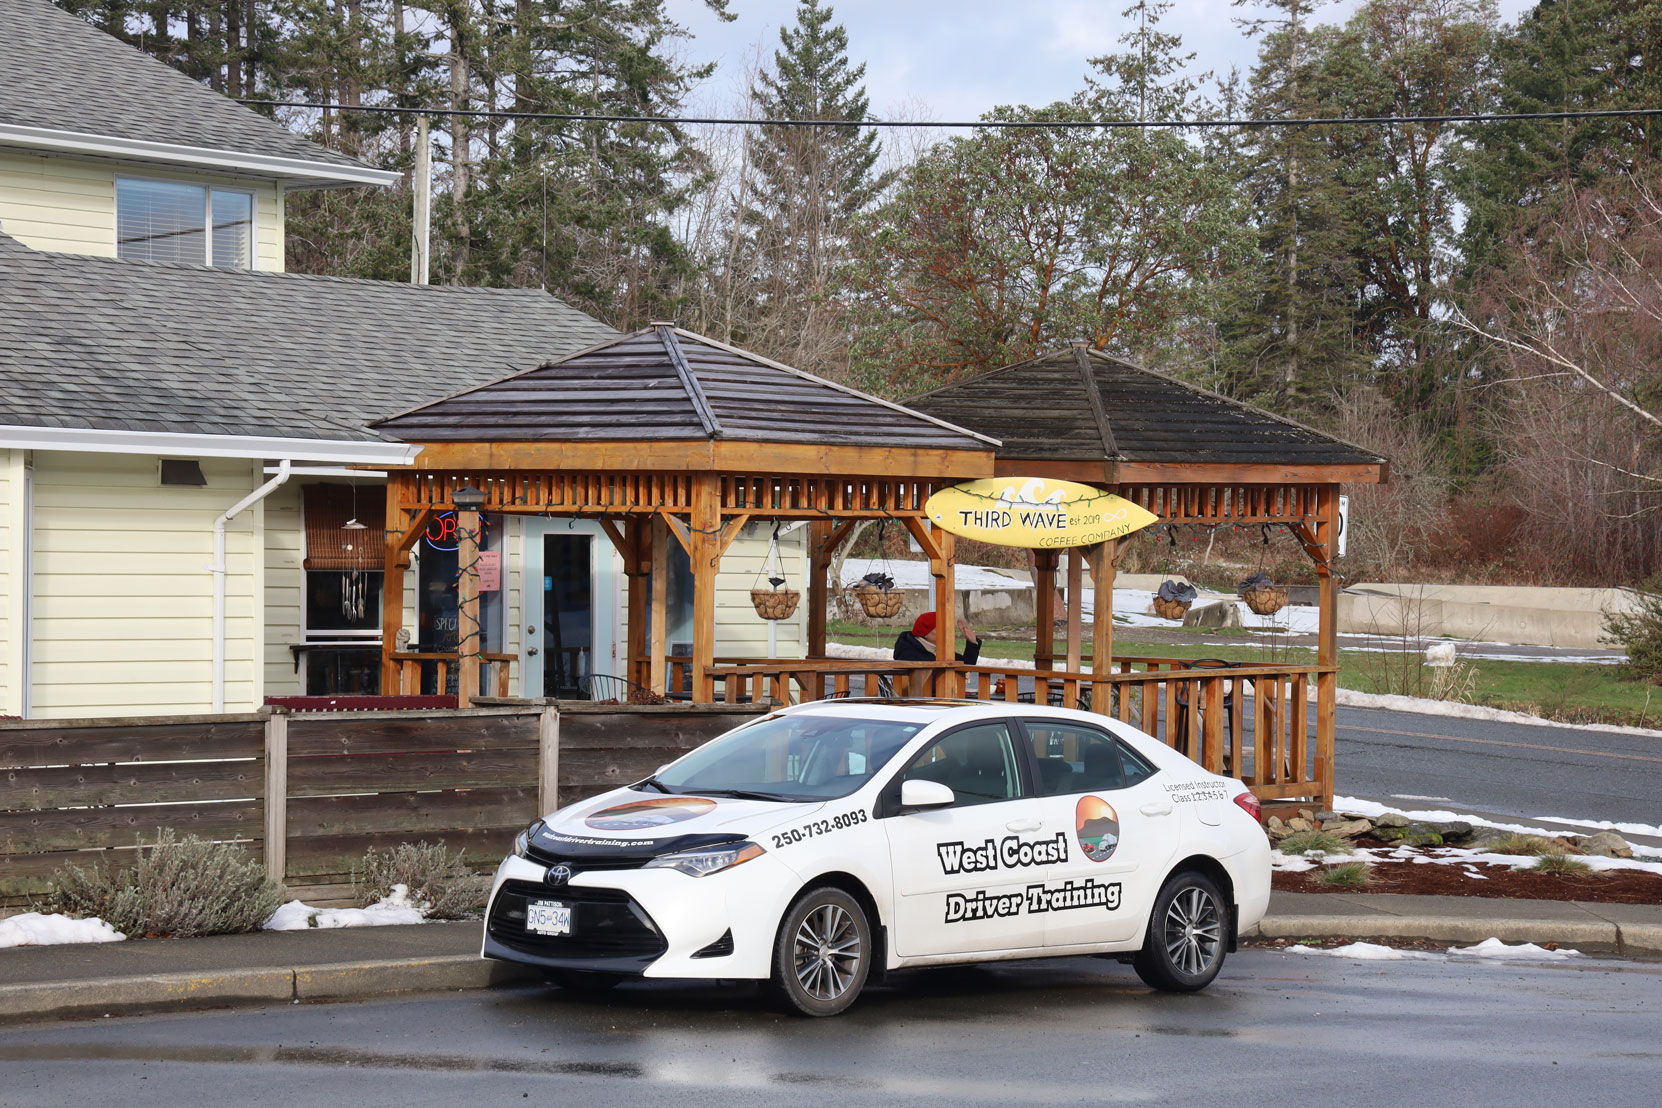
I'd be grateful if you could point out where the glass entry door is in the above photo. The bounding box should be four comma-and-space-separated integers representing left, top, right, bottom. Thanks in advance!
522, 520, 617, 698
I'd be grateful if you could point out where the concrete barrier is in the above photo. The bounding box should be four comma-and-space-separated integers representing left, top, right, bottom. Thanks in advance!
1339, 584, 1648, 649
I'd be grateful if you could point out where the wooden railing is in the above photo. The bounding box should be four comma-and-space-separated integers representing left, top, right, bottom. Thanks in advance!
700, 654, 1333, 807
388, 652, 515, 699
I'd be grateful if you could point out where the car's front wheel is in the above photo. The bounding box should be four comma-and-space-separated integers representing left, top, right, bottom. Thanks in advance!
771, 886, 872, 1017
1133, 870, 1227, 992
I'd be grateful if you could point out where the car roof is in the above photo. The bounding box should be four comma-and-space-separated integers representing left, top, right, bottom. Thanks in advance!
778, 699, 1115, 726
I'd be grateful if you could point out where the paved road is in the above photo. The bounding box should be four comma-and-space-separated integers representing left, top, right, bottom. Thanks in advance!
1334, 705, 1662, 848
2, 953, 1656, 1107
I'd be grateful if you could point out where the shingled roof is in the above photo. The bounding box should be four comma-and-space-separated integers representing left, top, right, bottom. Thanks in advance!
0, 0, 381, 184
373, 325, 997, 451
907, 344, 1383, 470
0, 231, 616, 441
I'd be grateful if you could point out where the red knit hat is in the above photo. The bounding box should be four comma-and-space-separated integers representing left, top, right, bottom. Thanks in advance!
911, 612, 937, 637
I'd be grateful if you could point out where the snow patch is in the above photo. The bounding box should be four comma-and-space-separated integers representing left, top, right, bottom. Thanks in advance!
1283, 941, 1442, 961
0, 912, 125, 948
1334, 689, 1662, 738
1451, 937, 1582, 961
263, 884, 429, 931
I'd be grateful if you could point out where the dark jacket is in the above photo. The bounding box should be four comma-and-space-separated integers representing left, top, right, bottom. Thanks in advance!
892, 630, 981, 666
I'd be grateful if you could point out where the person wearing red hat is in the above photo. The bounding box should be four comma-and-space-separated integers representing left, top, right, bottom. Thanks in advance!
892, 610, 981, 665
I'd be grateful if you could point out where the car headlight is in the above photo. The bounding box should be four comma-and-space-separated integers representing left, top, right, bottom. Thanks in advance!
643, 840, 765, 878
513, 821, 544, 859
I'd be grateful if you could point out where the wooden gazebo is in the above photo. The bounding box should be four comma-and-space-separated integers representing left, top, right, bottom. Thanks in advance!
372, 324, 999, 706
908, 341, 1387, 809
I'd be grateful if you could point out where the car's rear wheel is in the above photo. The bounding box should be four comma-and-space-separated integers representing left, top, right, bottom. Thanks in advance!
771, 886, 871, 1017
542, 968, 624, 994
1133, 871, 1227, 992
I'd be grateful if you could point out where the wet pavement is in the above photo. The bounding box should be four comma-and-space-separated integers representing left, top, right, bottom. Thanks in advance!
1, 951, 1657, 1106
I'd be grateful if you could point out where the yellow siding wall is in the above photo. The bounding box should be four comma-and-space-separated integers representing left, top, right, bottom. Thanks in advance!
262, 480, 303, 698
0, 150, 285, 271
0, 451, 22, 716
715, 526, 807, 659
29, 452, 264, 718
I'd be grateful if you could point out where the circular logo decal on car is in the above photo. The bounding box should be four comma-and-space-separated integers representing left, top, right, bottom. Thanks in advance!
1076, 795, 1120, 862
585, 796, 717, 831
546, 863, 573, 885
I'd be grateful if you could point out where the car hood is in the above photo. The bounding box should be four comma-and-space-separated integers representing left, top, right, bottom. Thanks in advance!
530, 788, 824, 862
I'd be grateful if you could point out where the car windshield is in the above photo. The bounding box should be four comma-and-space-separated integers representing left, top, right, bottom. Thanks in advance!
648, 713, 925, 801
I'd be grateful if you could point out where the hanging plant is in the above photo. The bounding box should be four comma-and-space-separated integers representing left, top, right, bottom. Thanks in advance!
750, 524, 800, 621
851, 522, 906, 618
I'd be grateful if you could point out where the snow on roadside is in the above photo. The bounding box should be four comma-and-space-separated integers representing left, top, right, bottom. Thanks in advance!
1452, 938, 1581, 961
1333, 688, 1662, 738
1283, 941, 1443, 961
0, 912, 125, 948
263, 884, 428, 931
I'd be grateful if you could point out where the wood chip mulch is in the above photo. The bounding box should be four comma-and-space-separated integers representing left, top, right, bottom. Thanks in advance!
1273, 846, 1662, 905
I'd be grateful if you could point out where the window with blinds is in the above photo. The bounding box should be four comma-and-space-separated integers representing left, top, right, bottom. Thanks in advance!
116, 178, 254, 268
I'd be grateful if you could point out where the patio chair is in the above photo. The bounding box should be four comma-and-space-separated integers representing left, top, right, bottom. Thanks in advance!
1173, 659, 1239, 761
577, 674, 669, 705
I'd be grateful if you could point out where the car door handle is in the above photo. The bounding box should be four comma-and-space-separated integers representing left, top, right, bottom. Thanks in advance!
1140, 802, 1173, 817
1006, 818, 1043, 832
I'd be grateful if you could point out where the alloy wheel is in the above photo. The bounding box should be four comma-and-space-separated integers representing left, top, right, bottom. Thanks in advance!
1161, 885, 1222, 977
792, 902, 863, 1001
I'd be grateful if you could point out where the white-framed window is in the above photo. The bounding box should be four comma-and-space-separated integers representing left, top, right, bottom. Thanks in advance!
115, 177, 255, 268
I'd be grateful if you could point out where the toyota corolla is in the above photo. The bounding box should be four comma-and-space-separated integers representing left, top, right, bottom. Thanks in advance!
483, 700, 1270, 1016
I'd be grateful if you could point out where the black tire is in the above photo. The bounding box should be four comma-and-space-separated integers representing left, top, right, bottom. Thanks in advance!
1133, 871, 1228, 992
771, 886, 872, 1017
542, 968, 624, 994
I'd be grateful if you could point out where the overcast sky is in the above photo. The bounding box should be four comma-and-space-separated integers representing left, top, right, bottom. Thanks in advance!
668, 0, 1535, 121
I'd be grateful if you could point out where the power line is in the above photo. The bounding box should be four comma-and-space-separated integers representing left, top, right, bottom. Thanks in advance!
238, 97, 1662, 130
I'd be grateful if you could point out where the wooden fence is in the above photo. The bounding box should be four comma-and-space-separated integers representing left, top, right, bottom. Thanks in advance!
0, 703, 762, 904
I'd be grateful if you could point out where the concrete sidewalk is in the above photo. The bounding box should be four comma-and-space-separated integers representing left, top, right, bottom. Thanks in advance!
2, 893, 1659, 1024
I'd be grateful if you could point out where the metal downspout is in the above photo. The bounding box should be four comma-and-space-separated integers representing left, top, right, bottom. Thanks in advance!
213, 459, 291, 712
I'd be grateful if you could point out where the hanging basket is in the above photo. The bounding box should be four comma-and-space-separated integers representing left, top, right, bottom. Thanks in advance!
1242, 585, 1289, 615
1152, 596, 1192, 620
853, 584, 906, 619
751, 587, 800, 621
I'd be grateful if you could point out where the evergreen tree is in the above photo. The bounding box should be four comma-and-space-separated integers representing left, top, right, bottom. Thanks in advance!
723, 0, 888, 373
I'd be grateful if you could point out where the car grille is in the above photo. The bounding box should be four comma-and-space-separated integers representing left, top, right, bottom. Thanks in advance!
487, 880, 667, 961
523, 843, 647, 870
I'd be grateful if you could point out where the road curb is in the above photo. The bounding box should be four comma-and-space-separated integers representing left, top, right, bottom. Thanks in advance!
0, 956, 540, 1025
1247, 913, 1661, 955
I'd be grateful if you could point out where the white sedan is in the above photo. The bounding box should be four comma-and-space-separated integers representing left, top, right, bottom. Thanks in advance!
483, 700, 1271, 1016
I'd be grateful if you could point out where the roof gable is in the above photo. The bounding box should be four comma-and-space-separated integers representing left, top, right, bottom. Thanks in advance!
0, 231, 616, 441
374, 326, 996, 452
908, 345, 1385, 469
0, 1, 381, 184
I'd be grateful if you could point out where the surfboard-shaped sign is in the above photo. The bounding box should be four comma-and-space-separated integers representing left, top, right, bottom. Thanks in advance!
924, 478, 1159, 549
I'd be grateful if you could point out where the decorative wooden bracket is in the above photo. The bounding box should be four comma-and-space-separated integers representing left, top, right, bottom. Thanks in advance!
1292, 522, 1331, 577
816, 518, 860, 559
658, 511, 693, 556
715, 513, 751, 559
899, 515, 943, 563
596, 518, 632, 564
390, 506, 436, 568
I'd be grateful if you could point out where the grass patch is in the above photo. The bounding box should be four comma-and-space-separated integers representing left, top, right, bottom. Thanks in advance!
1314, 862, 1373, 888
1533, 853, 1593, 876
1277, 830, 1346, 855
1485, 834, 1570, 857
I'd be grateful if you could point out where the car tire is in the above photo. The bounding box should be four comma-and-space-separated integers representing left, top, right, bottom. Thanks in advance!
542, 968, 624, 994
1133, 870, 1228, 992
771, 886, 872, 1017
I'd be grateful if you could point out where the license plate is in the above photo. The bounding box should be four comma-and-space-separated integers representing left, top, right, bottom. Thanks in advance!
526, 900, 572, 937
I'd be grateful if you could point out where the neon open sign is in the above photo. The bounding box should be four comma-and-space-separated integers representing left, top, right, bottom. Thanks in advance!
423, 512, 490, 553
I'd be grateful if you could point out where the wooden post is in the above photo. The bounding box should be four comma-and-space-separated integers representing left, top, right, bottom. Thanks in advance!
1315, 485, 1340, 808
1034, 550, 1057, 672
1089, 540, 1117, 715
807, 520, 831, 658
935, 527, 958, 697
380, 475, 405, 693
650, 515, 669, 695
538, 705, 560, 815
263, 707, 288, 885
625, 518, 649, 688
456, 503, 483, 706
691, 474, 720, 702
1065, 546, 1084, 674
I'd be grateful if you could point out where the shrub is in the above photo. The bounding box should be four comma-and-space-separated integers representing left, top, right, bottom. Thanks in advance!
1603, 585, 1662, 684
352, 841, 490, 919
1485, 834, 1569, 857
1277, 830, 1345, 855
1315, 862, 1372, 888
1533, 854, 1593, 876
38, 830, 282, 938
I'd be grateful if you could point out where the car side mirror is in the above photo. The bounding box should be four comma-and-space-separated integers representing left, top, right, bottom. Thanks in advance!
900, 779, 955, 811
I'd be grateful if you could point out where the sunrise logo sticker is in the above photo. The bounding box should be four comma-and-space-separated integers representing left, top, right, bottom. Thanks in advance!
1075, 795, 1120, 862
585, 796, 717, 831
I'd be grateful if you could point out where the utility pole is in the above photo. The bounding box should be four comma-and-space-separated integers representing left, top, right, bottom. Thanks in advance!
410, 114, 430, 284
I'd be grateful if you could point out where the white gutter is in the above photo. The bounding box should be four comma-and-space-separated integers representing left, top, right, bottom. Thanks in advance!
0, 426, 417, 466
213, 459, 291, 712
0, 124, 399, 189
